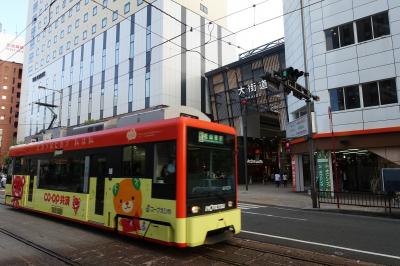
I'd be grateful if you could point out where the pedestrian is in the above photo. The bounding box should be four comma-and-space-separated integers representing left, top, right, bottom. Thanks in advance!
282, 172, 288, 187
0, 173, 6, 189
274, 172, 281, 187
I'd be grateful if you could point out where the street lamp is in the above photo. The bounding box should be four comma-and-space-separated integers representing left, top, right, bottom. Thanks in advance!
38, 86, 63, 127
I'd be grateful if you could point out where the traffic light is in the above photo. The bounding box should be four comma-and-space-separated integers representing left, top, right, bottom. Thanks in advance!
281, 67, 304, 82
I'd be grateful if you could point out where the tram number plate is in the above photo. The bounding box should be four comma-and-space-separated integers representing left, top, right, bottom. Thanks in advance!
51, 206, 63, 215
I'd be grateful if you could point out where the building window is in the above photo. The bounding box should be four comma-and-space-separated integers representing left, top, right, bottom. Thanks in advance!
68, 25, 72, 33
137, 0, 143, 5
1, 106, 4, 110
83, 30, 87, 40
357, 17, 373, 42
200, 3, 208, 14
362, 82, 379, 107
59, 45, 63, 55
329, 85, 360, 111
362, 78, 398, 107
103, 0, 108, 8
74, 36, 79, 45
54, 35, 58, 44
75, 19, 80, 28
92, 24, 96, 34
76, 1, 80, 12
357, 11, 390, 42
124, 2, 130, 14
325, 22, 354, 50
112, 10, 118, 21
102, 18, 107, 28
60, 30, 64, 38
0, 116, 4, 120
2, 86, 7, 90
85, 0, 89, 5
379, 79, 397, 105
84, 12, 88, 22
67, 41, 71, 50
1, 96, 6, 100
372, 12, 390, 38
93, 6, 97, 16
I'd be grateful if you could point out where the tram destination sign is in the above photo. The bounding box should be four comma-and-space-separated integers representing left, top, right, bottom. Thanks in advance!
198, 131, 224, 145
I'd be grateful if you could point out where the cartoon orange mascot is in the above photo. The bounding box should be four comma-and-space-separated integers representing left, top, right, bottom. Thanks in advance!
12, 175, 25, 208
113, 178, 142, 233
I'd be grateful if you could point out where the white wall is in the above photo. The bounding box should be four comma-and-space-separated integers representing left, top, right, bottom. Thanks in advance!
283, 0, 400, 134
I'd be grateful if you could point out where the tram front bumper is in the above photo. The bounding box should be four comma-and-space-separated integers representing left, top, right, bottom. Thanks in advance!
185, 208, 241, 247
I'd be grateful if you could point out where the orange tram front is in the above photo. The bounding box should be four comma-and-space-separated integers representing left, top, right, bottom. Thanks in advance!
5, 117, 241, 247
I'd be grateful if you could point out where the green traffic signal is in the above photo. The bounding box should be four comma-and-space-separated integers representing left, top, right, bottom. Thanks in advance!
280, 67, 304, 82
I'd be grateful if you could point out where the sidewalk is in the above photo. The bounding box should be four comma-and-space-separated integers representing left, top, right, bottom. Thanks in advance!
238, 183, 400, 217
239, 183, 312, 209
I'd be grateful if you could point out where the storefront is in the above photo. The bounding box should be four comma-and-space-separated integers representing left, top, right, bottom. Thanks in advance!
290, 128, 400, 193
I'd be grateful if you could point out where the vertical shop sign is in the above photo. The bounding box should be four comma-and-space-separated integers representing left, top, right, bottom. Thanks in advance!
316, 151, 331, 197
291, 156, 296, 192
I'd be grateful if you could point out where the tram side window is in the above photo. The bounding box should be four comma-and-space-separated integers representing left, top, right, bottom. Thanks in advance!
14, 157, 30, 175
38, 153, 85, 193
122, 144, 148, 178
152, 141, 176, 200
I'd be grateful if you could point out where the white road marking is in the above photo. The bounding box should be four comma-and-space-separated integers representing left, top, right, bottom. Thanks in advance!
241, 230, 400, 260
238, 203, 266, 210
241, 211, 307, 221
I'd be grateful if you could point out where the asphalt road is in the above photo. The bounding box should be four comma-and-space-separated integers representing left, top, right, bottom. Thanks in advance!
239, 202, 400, 265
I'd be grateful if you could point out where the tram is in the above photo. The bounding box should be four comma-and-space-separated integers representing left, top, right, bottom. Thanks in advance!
5, 116, 240, 247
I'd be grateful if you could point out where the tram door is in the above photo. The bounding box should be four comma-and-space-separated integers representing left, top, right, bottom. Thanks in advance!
27, 160, 37, 202
90, 155, 108, 216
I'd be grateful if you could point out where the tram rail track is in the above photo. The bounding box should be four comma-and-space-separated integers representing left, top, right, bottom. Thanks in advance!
193, 237, 373, 266
0, 227, 80, 266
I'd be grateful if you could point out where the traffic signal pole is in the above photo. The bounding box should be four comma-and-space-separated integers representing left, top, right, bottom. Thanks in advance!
301, 0, 318, 208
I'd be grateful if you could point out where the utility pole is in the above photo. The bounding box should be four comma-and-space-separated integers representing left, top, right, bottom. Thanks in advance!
262, 69, 319, 208
300, 0, 318, 208
242, 100, 249, 191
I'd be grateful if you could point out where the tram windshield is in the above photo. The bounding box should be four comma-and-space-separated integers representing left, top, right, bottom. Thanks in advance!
187, 128, 235, 199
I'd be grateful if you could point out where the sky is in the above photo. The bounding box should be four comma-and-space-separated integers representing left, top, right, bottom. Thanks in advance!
0, 0, 284, 57
0, 0, 29, 35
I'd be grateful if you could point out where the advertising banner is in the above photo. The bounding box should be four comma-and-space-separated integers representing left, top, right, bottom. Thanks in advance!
316, 151, 332, 197
286, 115, 308, 139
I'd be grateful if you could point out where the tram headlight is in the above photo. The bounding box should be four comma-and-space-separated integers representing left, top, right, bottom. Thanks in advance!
228, 201, 233, 207
191, 206, 200, 214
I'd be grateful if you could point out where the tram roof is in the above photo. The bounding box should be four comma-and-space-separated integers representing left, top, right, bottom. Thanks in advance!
10, 117, 235, 157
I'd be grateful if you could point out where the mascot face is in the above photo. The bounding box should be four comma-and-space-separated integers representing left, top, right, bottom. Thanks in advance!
12, 176, 25, 197
113, 178, 142, 216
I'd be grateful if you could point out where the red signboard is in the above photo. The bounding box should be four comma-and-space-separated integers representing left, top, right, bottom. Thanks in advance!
291, 156, 296, 192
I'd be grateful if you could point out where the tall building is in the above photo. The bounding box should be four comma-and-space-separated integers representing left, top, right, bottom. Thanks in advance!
206, 39, 288, 184
19, 0, 236, 142
0, 61, 23, 165
283, 0, 400, 192
0, 30, 25, 165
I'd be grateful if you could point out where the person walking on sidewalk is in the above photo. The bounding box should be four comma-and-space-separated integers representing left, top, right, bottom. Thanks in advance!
274, 172, 281, 187
282, 172, 288, 187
